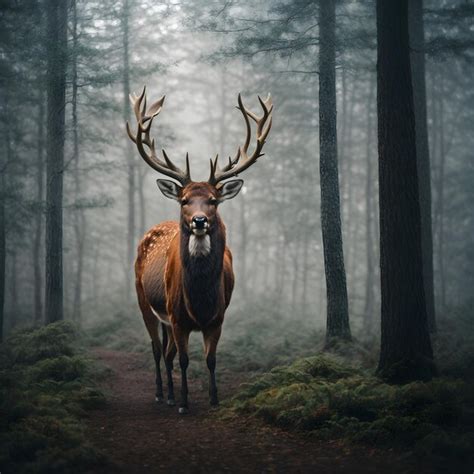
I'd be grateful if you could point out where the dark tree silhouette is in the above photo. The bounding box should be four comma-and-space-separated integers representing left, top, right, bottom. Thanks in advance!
319, 0, 351, 343
376, 0, 435, 382
121, 0, 136, 297
45, 0, 68, 323
409, 0, 436, 333
33, 91, 45, 325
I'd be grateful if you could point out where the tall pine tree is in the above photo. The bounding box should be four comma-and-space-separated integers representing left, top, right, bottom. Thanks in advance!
319, 0, 351, 344
45, 0, 68, 323
376, 0, 435, 382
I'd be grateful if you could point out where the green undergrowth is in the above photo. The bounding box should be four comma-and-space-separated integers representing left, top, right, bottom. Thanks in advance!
84, 310, 147, 353
84, 301, 326, 379
0, 322, 107, 474
223, 353, 474, 469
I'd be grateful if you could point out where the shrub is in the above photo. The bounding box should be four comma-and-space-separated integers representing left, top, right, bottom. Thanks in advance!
0, 322, 106, 473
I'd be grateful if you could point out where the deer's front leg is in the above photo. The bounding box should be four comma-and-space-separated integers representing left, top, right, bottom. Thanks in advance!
203, 324, 222, 406
172, 323, 190, 414
164, 325, 177, 406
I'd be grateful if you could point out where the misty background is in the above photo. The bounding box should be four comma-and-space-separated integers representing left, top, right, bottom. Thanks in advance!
1, 0, 472, 342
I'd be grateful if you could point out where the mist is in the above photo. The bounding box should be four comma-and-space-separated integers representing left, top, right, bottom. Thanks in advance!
1, 0, 473, 473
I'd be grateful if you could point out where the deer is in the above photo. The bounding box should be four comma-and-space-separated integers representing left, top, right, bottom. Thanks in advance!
126, 87, 273, 414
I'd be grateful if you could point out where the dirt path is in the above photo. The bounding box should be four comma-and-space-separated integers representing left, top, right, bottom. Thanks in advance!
87, 349, 428, 474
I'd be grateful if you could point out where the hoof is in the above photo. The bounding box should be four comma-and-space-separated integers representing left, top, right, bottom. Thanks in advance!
167, 399, 176, 407
178, 406, 189, 415
155, 396, 164, 403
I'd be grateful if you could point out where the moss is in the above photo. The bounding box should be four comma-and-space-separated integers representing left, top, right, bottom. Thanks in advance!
29, 355, 88, 382
7, 322, 77, 364
224, 352, 474, 466
0, 322, 106, 474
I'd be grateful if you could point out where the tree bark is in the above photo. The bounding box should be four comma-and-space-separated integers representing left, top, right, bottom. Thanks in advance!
33, 91, 45, 325
71, 0, 86, 324
0, 95, 8, 340
363, 75, 376, 333
45, 0, 67, 324
122, 0, 136, 297
0, 168, 4, 340
319, 0, 351, 343
436, 79, 447, 312
376, 0, 435, 382
9, 251, 18, 315
301, 220, 310, 311
409, 0, 436, 333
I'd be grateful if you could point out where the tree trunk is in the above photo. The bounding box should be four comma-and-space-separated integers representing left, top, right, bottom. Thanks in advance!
436, 79, 447, 312
122, 0, 136, 297
0, 82, 13, 340
33, 91, 45, 325
341, 76, 356, 226
338, 66, 348, 200
344, 79, 357, 281
301, 221, 310, 311
0, 172, 4, 340
318, 0, 351, 344
9, 251, 18, 316
45, 0, 67, 324
409, 0, 436, 333
0, 124, 7, 341
376, 0, 435, 382
71, 0, 85, 324
363, 75, 376, 333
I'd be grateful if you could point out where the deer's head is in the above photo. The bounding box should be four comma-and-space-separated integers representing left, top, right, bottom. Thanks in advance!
126, 87, 273, 238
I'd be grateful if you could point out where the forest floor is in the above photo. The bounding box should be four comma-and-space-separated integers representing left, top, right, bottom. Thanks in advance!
86, 348, 435, 474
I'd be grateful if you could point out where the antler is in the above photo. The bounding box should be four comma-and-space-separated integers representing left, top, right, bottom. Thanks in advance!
126, 86, 191, 185
208, 93, 273, 186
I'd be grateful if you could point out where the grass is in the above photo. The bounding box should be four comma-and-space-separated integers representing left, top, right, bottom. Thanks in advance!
0, 322, 107, 474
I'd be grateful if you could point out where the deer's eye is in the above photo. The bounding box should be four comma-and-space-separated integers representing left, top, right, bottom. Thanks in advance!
209, 197, 217, 205
181, 198, 188, 206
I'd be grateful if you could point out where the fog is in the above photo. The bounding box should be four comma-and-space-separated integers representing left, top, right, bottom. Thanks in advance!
1, 1, 474, 472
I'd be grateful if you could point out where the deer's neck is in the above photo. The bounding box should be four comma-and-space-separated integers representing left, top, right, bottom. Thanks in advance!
179, 217, 225, 326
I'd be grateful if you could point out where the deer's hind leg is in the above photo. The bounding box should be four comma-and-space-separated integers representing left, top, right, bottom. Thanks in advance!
137, 286, 164, 403
163, 324, 177, 406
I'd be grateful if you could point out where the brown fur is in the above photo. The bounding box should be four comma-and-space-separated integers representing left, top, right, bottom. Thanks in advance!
135, 182, 236, 409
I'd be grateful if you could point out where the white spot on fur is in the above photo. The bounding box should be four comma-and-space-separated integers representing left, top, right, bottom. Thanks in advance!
189, 234, 211, 257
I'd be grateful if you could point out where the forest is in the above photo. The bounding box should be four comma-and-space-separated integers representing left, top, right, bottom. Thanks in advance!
0, 0, 473, 473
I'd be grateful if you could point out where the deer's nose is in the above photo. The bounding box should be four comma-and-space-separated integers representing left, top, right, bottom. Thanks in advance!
192, 215, 208, 229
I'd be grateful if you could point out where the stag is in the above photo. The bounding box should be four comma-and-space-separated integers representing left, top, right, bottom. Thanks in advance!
126, 87, 273, 413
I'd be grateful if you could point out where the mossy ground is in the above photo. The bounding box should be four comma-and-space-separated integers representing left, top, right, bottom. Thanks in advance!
218, 303, 474, 471
223, 352, 474, 470
0, 322, 107, 474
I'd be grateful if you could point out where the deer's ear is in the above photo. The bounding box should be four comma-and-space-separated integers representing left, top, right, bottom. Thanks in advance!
156, 179, 182, 201
219, 179, 244, 201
